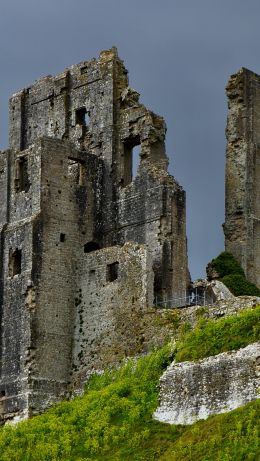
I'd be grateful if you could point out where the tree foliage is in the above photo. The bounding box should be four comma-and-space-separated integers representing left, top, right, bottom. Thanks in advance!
209, 251, 245, 278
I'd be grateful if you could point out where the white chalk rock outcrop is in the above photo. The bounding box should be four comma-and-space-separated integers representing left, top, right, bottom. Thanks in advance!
209, 280, 235, 300
154, 342, 260, 425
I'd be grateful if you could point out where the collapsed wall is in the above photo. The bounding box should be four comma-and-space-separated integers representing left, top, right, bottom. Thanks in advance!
224, 68, 260, 287
0, 48, 189, 422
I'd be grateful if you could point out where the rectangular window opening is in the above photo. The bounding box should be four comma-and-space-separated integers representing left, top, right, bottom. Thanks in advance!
132, 145, 141, 178
9, 248, 22, 277
68, 158, 86, 186
60, 233, 66, 242
80, 66, 88, 75
106, 262, 119, 282
123, 138, 141, 186
89, 269, 96, 281
15, 156, 30, 193
75, 108, 90, 127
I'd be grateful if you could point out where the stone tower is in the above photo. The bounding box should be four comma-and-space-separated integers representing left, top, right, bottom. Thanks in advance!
0, 48, 189, 422
224, 68, 260, 288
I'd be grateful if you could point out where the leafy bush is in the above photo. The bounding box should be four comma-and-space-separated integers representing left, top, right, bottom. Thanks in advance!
222, 274, 260, 296
175, 305, 260, 362
209, 251, 245, 278
208, 251, 260, 296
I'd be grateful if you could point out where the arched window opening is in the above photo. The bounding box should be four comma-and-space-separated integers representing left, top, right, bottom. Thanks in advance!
84, 241, 100, 253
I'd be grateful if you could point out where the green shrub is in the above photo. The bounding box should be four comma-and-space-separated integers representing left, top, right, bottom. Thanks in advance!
209, 251, 245, 278
208, 251, 260, 296
222, 274, 260, 296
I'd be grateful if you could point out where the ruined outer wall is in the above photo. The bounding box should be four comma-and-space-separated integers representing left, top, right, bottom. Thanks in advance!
0, 137, 105, 420
224, 68, 260, 287
72, 242, 154, 388
9, 50, 115, 158
8, 47, 189, 296
0, 145, 42, 420
0, 153, 8, 380
24, 138, 104, 415
114, 67, 189, 298
119, 167, 188, 298
28, 139, 79, 413
9, 49, 116, 248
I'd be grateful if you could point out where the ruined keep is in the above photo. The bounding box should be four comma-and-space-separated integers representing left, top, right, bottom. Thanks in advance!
224, 68, 260, 288
0, 48, 189, 422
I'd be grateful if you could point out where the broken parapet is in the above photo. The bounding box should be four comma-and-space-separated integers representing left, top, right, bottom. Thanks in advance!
154, 342, 260, 425
224, 68, 260, 288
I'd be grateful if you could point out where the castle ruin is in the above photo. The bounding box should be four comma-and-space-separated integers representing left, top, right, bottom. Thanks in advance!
224, 68, 260, 288
0, 48, 189, 422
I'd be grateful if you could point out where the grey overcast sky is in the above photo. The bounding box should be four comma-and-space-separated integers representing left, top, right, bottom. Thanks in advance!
1, 0, 260, 279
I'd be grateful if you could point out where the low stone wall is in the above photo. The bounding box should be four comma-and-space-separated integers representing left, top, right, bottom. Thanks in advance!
154, 342, 260, 425
177, 296, 260, 328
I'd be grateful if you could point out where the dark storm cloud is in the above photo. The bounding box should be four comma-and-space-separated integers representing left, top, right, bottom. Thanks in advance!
1, 0, 260, 279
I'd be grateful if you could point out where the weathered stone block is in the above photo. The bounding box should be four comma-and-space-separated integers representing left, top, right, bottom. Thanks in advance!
154, 342, 260, 425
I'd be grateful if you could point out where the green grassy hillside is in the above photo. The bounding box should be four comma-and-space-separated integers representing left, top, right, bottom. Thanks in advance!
0, 307, 259, 461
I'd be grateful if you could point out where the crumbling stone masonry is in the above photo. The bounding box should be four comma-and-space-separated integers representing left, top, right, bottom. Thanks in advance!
154, 342, 260, 425
0, 48, 189, 422
224, 68, 260, 288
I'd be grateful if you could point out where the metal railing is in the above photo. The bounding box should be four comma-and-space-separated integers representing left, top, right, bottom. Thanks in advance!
153, 290, 210, 309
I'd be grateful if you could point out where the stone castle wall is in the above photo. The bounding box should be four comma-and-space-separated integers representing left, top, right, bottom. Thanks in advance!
0, 48, 189, 422
224, 68, 260, 287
